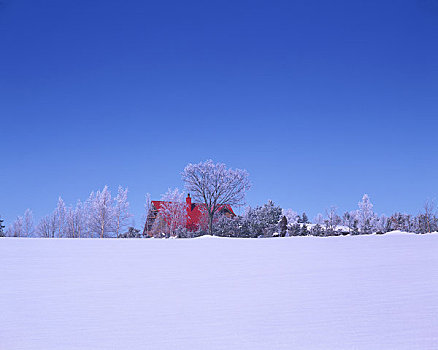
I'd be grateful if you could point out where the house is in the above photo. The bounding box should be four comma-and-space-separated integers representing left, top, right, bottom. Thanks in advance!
143, 194, 236, 236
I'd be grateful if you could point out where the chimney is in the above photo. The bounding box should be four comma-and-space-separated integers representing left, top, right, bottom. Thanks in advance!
186, 193, 192, 207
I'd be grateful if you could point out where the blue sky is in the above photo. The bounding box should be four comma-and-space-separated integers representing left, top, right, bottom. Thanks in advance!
1, 0, 438, 225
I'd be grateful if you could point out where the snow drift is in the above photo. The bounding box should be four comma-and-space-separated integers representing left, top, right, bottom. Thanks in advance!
1, 235, 437, 349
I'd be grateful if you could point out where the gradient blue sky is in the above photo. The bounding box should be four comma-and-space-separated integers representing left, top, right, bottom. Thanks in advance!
1, 0, 438, 225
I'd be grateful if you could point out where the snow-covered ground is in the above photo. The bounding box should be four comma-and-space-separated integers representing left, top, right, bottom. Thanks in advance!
1, 234, 437, 350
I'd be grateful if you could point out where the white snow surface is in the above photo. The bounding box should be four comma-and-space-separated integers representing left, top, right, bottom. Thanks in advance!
1, 235, 438, 350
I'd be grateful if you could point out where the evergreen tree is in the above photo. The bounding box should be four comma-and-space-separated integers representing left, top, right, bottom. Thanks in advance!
351, 219, 359, 235
236, 215, 255, 238
300, 224, 309, 236
279, 216, 288, 237
301, 212, 309, 223
288, 223, 301, 236
310, 224, 323, 236
214, 215, 240, 237
0, 217, 5, 237
119, 227, 140, 238
245, 200, 282, 237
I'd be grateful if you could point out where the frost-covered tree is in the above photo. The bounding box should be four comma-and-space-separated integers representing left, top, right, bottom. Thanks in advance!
37, 213, 57, 238
404, 214, 415, 233
385, 212, 414, 233
155, 188, 187, 238
119, 226, 141, 238
142, 193, 152, 236
173, 226, 191, 238
310, 223, 323, 236
415, 214, 427, 234
11, 215, 23, 237
23, 209, 34, 237
182, 160, 250, 235
8, 210, 33, 237
324, 207, 341, 236
213, 215, 240, 237
288, 223, 301, 236
374, 214, 388, 234
390, 212, 403, 231
65, 200, 88, 238
87, 186, 114, 238
55, 197, 67, 238
297, 212, 309, 224
415, 203, 437, 234
224, 214, 251, 238
422, 200, 435, 233
314, 213, 324, 226
77, 200, 89, 237
245, 200, 282, 237
300, 224, 309, 236
342, 211, 358, 234
282, 208, 299, 225
113, 186, 131, 238
357, 194, 376, 234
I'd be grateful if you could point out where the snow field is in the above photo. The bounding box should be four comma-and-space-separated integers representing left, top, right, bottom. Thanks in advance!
1, 234, 437, 349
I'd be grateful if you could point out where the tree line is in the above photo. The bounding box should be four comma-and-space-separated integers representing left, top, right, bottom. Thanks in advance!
1, 160, 437, 238
1, 186, 131, 238
212, 195, 438, 238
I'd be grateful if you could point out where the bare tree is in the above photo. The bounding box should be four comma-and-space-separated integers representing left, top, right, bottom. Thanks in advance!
154, 188, 187, 238
87, 186, 114, 238
423, 199, 436, 233
23, 209, 34, 237
55, 197, 66, 238
182, 160, 250, 235
11, 216, 23, 237
314, 213, 324, 225
324, 206, 341, 235
142, 193, 152, 237
343, 211, 357, 234
8, 210, 33, 237
37, 213, 57, 238
113, 186, 132, 238
65, 200, 88, 238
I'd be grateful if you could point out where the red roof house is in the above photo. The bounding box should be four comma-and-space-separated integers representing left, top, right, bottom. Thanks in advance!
144, 194, 236, 235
